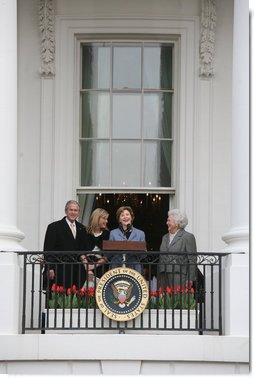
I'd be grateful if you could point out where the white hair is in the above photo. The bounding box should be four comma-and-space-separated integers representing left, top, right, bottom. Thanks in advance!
168, 209, 188, 229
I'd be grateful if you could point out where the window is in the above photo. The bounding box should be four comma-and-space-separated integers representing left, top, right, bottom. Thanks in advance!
78, 40, 176, 248
79, 41, 174, 188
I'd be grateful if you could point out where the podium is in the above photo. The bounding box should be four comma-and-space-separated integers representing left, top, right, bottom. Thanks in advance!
102, 240, 147, 270
102, 240, 146, 251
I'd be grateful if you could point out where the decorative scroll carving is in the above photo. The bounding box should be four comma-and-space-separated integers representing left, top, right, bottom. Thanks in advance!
39, 0, 55, 75
196, 254, 219, 265
42, 253, 81, 264
25, 253, 44, 264
199, 0, 216, 78
157, 253, 220, 266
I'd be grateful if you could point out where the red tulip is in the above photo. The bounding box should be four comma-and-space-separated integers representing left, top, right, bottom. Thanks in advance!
88, 287, 95, 297
57, 285, 64, 293
158, 286, 164, 294
79, 288, 86, 296
72, 284, 77, 293
166, 286, 172, 294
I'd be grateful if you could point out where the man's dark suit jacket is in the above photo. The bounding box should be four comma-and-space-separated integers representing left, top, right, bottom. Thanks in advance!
43, 217, 88, 289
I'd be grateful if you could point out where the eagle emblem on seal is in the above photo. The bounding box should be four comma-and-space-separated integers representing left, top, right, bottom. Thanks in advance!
111, 280, 136, 308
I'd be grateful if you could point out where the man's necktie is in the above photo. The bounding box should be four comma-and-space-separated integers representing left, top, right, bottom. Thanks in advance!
70, 223, 76, 239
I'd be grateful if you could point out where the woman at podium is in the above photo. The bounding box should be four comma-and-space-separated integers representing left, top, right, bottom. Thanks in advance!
109, 206, 146, 273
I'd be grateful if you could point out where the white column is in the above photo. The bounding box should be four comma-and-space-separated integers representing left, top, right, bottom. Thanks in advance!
0, 253, 21, 333
0, 0, 25, 251
222, 0, 249, 252
222, 0, 249, 336
0, 0, 24, 335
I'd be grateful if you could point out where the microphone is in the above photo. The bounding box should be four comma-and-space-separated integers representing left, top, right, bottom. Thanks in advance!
119, 223, 132, 236
126, 224, 132, 232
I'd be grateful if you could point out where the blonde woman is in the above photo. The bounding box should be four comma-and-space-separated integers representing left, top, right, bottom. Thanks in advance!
80, 208, 110, 282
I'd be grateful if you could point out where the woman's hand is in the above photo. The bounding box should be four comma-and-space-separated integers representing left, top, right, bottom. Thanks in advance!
80, 254, 87, 263
96, 257, 107, 267
82, 261, 95, 271
80, 255, 91, 269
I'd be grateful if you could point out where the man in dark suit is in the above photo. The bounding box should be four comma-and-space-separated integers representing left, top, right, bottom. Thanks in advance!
159, 209, 197, 289
43, 200, 88, 289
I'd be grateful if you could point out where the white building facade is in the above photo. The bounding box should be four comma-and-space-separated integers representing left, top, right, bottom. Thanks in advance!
0, 0, 249, 375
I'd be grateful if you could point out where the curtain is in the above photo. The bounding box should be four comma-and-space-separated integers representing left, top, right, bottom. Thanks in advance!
160, 46, 173, 186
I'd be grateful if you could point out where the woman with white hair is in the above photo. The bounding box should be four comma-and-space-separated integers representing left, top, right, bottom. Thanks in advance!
159, 209, 197, 288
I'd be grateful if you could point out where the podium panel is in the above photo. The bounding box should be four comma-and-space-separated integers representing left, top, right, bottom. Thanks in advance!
102, 240, 146, 251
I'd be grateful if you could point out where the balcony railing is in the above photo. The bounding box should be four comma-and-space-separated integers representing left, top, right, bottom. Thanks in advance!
19, 251, 229, 335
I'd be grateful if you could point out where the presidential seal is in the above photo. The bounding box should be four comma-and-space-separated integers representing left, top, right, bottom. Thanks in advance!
95, 267, 149, 321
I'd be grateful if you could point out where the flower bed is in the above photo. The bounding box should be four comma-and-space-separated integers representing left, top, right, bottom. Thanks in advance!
148, 285, 196, 310
48, 283, 196, 311
48, 284, 96, 309
45, 284, 197, 331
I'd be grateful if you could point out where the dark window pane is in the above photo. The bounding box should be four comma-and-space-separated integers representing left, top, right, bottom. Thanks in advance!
143, 93, 172, 138
81, 92, 110, 138
78, 193, 170, 250
82, 44, 110, 89
80, 141, 110, 186
143, 141, 172, 187
144, 45, 173, 89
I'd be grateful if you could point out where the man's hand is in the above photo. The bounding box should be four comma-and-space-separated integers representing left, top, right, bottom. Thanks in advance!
49, 269, 55, 280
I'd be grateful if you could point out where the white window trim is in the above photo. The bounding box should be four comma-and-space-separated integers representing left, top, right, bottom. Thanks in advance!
53, 16, 198, 223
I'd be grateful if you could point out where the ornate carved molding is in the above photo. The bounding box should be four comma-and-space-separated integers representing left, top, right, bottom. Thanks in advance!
39, 0, 55, 75
199, 0, 216, 78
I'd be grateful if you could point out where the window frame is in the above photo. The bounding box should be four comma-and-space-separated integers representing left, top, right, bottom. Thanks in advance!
77, 37, 179, 196
50, 16, 197, 229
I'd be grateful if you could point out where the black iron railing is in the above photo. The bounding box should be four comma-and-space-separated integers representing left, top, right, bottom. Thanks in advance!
19, 251, 229, 335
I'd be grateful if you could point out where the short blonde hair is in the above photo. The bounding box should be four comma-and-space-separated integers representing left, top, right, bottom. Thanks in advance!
116, 206, 134, 223
87, 208, 109, 234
